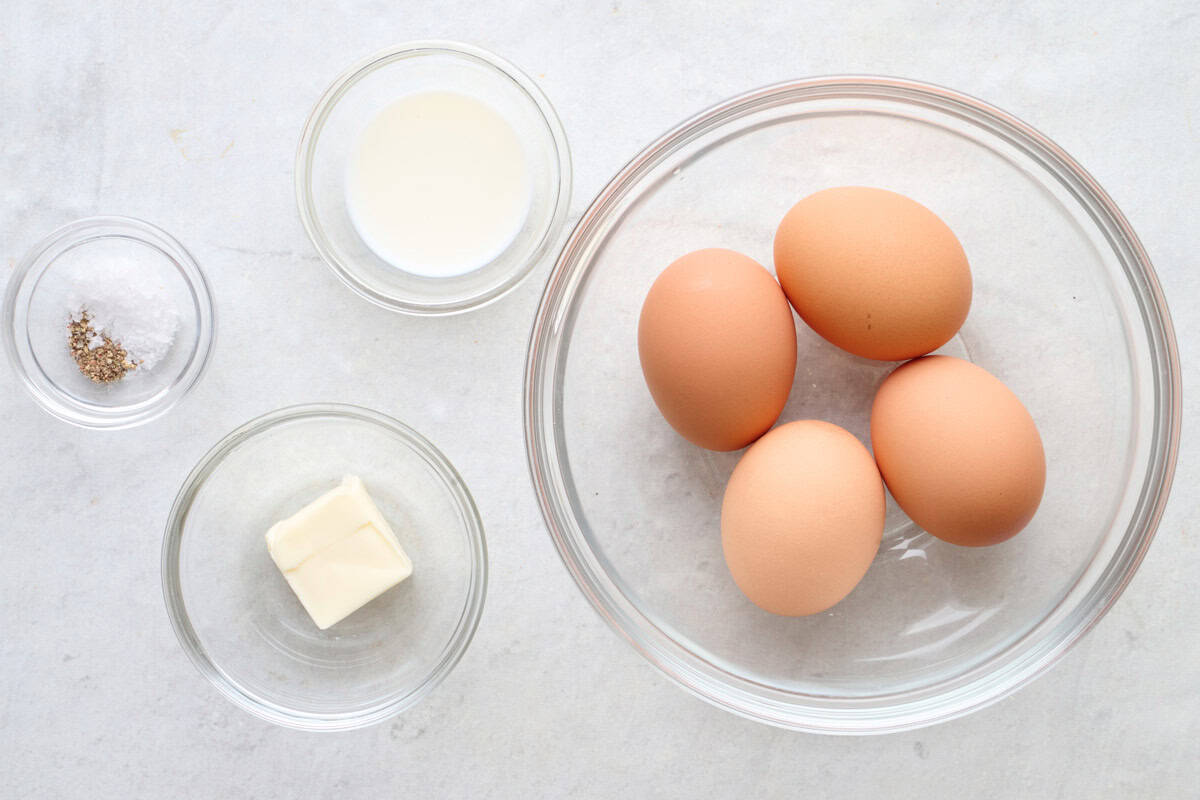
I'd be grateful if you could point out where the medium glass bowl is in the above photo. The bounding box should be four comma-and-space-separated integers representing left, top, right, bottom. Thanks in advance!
296, 40, 572, 315
524, 77, 1181, 734
162, 404, 487, 731
2, 216, 214, 429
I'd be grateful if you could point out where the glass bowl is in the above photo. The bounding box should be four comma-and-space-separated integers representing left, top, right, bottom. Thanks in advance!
524, 77, 1181, 734
162, 404, 487, 731
296, 40, 572, 315
2, 216, 215, 429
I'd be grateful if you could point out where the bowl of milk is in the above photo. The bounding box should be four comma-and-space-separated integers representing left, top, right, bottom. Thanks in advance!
296, 41, 572, 315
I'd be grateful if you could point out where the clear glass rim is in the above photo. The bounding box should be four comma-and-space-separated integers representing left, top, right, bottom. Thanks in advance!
160, 402, 489, 731
294, 39, 573, 316
523, 75, 1182, 734
1, 215, 216, 430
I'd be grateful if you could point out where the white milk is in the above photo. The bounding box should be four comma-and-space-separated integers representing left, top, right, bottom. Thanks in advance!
345, 91, 532, 278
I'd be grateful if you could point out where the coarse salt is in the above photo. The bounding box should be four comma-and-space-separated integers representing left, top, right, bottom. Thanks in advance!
65, 257, 181, 371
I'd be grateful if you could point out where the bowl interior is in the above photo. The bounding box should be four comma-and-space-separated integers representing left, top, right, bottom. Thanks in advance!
168, 408, 485, 728
26, 235, 200, 410
299, 43, 569, 313
529, 81, 1170, 728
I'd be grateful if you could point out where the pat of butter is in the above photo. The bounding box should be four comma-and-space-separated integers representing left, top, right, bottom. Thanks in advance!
266, 475, 413, 630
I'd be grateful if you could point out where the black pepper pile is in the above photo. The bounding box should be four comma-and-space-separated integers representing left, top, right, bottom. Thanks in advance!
67, 312, 137, 383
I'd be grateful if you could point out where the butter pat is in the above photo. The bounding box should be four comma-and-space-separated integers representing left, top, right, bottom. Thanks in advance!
266, 475, 413, 630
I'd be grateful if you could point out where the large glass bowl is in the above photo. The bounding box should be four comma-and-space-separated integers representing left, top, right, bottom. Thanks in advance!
524, 77, 1180, 734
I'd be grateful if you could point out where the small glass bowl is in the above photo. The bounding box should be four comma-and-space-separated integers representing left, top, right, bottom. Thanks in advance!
525, 77, 1181, 733
162, 404, 487, 731
296, 40, 572, 315
2, 216, 215, 429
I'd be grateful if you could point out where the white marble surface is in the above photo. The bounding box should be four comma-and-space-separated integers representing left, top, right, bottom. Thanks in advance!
1, 1, 1197, 796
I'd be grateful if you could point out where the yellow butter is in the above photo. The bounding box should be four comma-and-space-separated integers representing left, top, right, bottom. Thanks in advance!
265, 475, 413, 630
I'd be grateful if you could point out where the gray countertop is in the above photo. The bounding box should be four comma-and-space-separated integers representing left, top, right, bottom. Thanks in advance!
2, 1, 1196, 797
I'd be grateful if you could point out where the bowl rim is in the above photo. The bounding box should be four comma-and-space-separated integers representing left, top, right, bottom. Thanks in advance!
523, 75, 1182, 734
161, 402, 489, 731
295, 39, 573, 316
1, 215, 216, 430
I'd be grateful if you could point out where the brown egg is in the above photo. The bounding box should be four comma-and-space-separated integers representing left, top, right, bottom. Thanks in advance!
870, 356, 1046, 546
773, 186, 972, 361
638, 248, 797, 451
721, 420, 885, 616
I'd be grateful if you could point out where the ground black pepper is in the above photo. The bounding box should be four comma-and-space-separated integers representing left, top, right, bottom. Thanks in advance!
67, 311, 137, 383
